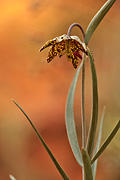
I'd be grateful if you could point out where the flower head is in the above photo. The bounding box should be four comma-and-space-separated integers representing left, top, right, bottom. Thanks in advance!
39, 34, 88, 68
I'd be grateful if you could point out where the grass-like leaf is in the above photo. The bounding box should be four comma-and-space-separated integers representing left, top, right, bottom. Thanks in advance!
92, 107, 106, 180
91, 119, 120, 164
65, 62, 83, 167
86, 48, 98, 158
12, 99, 70, 180
82, 148, 93, 180
85, 0, 116, 45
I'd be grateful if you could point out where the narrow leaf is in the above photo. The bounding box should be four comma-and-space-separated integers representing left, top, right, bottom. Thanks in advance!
85, 0, 116, 45
65, 62, 83, 167
91, 119, 120, 164
92, 107, 106, 180
12, 99, 70, 180
86, 48, 98, 158
82, 148, 93, 180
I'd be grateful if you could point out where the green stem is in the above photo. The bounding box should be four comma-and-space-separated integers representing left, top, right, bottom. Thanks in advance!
82, 148, 93, 180
86, 48, 98, 158
67, 23, 87, 148
81, 54, 86, 148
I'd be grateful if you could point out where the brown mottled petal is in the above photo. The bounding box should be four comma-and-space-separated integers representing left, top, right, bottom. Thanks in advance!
70, 41, 79, 52
75, 42, 85, 52
47, 45, 57, 63
66, 52, 78, 68
72, 40, 87, 55
71, 56, 78, 69
56, 41, 66, 56
39, 39, 57, 52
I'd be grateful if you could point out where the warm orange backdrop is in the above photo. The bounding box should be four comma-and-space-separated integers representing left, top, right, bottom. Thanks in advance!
0, 0, 120, 180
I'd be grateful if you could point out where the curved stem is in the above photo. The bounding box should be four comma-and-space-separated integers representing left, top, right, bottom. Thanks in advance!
67, 23, 85, 41
67, 23, 86, 148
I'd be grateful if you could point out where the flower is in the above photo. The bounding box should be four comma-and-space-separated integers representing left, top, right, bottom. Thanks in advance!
39, 34, 88, 68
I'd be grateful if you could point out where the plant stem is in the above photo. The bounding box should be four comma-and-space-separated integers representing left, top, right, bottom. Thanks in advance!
81, 54, 86, 148
86, 48, 98, 158
82, 148, 93, 180
67, 23, 85, 41
67, 23, 87, 148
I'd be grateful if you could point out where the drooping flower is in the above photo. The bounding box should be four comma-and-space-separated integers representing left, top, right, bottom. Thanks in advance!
39, 34, 88, 68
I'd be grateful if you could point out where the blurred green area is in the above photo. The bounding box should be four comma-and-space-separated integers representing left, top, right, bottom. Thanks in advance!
0, 0, 120, 179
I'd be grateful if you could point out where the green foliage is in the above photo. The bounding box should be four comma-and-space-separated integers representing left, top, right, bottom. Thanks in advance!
92, 107, 106, 180
12, 99, 70, 180
13, 1, 119, 180
65, 0, 118, 179
85, 0, 116, 45
91, 119, 120, 164
65, 62, 83, 167
86, 48, 98, 158
82, 148, 93, 180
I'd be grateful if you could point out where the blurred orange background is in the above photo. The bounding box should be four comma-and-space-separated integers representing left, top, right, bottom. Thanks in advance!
0, 0, 120, 180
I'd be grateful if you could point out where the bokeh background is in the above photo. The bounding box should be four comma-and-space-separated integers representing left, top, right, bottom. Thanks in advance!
0, 0, 120, 180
